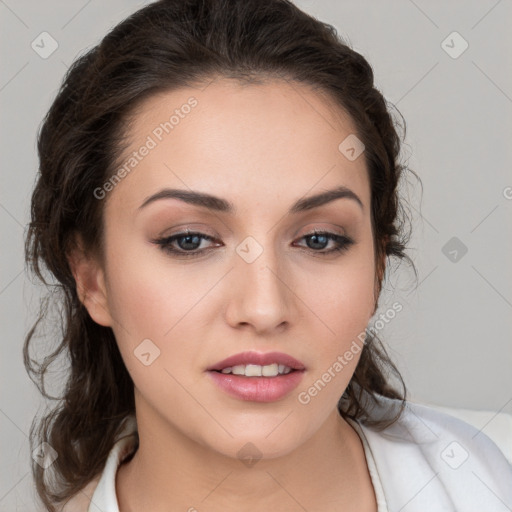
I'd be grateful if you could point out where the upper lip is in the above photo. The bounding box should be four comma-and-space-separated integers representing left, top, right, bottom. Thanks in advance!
207, 351, 306, 372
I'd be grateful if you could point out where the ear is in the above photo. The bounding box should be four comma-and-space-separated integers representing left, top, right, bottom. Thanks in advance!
372, 238, 388, 316
67, 233, 113, 327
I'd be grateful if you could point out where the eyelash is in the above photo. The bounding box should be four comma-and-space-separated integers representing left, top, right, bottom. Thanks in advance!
152, 229, 354, 259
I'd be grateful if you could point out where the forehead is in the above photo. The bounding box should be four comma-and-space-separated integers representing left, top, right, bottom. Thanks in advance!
105, 78, 370, 217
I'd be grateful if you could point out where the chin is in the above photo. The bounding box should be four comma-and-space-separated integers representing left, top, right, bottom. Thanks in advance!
197, 423, 308, 463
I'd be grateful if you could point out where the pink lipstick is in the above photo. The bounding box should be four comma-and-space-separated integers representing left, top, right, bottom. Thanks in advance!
206, 351, 306, 402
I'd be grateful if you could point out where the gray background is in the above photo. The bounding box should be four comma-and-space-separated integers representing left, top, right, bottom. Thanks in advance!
1, 0, 511, 509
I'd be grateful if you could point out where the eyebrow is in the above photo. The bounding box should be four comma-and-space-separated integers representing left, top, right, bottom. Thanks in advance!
138, 185, 363, 214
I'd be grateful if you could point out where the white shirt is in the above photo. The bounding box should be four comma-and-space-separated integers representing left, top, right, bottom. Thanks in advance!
62, 395, 512, 511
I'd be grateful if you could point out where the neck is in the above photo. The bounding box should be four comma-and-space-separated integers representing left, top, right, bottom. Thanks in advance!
116, 396, 376, 512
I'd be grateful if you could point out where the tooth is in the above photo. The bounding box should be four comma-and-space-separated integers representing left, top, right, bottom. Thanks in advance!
262, 363, 279, 377
245, 364, 262, 377
231, 365, 245, 375
220, 363, 294, 377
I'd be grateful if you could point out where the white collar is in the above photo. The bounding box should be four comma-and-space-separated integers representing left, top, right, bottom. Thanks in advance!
87, 398, 512, 511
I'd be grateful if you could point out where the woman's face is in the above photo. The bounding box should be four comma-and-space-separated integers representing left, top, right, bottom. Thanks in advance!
85, 78, 379, 459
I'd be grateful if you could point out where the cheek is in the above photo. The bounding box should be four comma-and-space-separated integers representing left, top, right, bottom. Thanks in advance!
295, 272, 374, 415
102, 240, 219, 384
300, 249, 375, 388
104, 240, 207, 337
312, 253, 376, 340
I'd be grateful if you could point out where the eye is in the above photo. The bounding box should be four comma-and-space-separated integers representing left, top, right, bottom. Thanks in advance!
152, 230, 220, 258
152, 229, 354, 259
293, 230, 354, 255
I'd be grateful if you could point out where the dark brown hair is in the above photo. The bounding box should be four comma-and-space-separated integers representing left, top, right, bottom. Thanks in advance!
24, 0, 419, 509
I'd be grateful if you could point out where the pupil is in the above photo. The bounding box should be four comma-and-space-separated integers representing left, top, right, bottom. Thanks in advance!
179, 234, 200, 250
308, 234, 327, 250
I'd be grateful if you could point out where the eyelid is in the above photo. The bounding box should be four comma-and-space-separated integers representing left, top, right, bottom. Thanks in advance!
154, 223, 346, 244
300, 225, 345, 237
157, 223, 218, 237
151, 227, 354, 259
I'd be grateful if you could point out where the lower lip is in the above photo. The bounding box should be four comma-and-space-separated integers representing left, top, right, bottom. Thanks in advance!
207, 370, 305, 402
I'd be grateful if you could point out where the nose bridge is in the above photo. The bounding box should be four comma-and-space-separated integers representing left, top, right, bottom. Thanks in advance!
227, 233, 292, 331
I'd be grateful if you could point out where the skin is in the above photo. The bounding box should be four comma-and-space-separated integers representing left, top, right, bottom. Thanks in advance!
70, 77, 384, 511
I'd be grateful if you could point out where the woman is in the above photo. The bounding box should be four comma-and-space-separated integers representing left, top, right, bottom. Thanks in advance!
24, 0, 512, 511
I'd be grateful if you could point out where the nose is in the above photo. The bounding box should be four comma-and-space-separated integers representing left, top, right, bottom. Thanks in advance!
224, 243, 295, 334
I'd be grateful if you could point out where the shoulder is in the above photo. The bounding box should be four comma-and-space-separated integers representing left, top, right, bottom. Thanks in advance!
357, 396, 512, 511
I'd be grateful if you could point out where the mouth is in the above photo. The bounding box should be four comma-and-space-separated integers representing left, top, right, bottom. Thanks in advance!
206, 351, 306, 402
212, 363, 296, 377
207, 350, 306, 373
